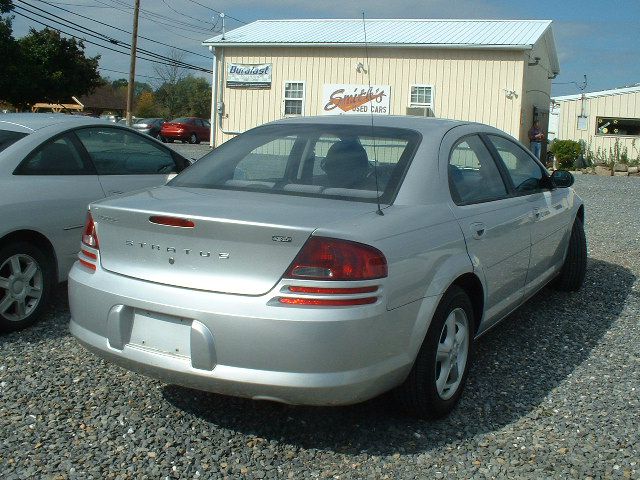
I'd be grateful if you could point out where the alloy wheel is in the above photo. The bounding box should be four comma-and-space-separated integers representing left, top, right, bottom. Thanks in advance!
435, 307, 470, 400
0, 254, 44, 322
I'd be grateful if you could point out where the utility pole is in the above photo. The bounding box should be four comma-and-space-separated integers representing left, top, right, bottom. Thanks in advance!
126, 0, 141, 126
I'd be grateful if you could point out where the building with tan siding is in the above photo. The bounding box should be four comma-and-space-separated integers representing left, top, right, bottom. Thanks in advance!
551, 85, 640, 161
202, 19, 559, 148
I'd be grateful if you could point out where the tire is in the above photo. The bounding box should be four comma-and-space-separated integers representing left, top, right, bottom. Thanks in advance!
0, 242, 54, 333
166, 138, 174, 143
552, 216, 587, 291
189, 133, 198, 144
395, 286, 475, 419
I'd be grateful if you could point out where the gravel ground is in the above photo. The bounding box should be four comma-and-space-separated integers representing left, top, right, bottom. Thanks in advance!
166, 143, 212, 162
1, 175, 639, 479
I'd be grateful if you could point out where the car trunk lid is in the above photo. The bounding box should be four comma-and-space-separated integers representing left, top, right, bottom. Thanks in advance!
91, 186, 377, 295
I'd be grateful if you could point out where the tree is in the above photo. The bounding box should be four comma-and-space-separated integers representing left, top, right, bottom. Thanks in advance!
0, 0, 18, 106
135, 91, 161, 117
174, 76, 211, 118
154, 49, 187, 118
8, 28, 102, 109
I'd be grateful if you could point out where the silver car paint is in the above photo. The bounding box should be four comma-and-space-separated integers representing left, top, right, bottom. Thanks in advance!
0, 114, 180, 282
68, 115, 582, 405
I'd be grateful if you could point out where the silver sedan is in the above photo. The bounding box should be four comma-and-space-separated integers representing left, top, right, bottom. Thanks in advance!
0, 114, 191, 332
68, 116, 586, 418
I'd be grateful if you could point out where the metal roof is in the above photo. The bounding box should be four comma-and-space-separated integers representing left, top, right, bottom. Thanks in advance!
203, 19, 558, 73
553, 85, 640, 102
204, 18, 552, 48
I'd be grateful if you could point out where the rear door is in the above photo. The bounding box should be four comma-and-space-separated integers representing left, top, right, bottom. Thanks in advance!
486, 134, 571, 294
74, 127, 182, 196
444, 131, 533, 330
11, 132, 105, 275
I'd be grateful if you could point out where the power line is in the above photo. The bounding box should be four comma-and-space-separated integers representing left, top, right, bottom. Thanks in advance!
12, 9, 210, 73
160, 0, 214, 27
16, 1, 210, 71
32, 0, 211, 59
99, 67, 162, 81
183, 0, 247, 25
100, 0, 215, 34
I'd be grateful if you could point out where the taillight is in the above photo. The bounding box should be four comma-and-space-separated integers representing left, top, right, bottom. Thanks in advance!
284, 237, 387, 281
278, 237, 386, 307
79, 212, 99, 271
82, 212, 99, 249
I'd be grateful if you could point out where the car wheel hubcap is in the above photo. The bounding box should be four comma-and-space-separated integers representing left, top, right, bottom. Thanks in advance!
435, 307, 469, 400
0, 254, 43, 322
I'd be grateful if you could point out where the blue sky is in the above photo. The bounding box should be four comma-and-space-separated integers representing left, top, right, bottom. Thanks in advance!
9, 0, 640, 96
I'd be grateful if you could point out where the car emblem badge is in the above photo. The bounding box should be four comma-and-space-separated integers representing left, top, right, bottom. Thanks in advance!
169, 257, 175, 265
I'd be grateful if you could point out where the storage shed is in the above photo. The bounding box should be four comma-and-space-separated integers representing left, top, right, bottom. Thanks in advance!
551, 85, 640, 160
202, 19, 560, 147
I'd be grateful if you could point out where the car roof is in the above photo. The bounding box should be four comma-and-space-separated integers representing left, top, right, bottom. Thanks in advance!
0, 113, 108, 133
269, 115, 471, 134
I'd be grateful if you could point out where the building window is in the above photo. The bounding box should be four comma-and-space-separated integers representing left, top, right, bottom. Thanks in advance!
284, 81, 305, 116
596, 117, 640, 136
409, 84, 434, 107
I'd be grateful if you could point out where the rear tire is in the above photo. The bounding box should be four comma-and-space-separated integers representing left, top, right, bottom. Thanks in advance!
0, 242, 54, 333
551, 216, 587, 291
395, 286, 474, 419
189, 133, 198, 144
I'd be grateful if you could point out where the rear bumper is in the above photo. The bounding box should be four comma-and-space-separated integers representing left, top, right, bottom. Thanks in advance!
68, 263, 436, 405
161, 131, 188, 140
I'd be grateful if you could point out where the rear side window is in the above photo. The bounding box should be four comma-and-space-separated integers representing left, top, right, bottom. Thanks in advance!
0, 130, 28, 153
75, 127, 177, 175
488, 135, 545, 194
15, 134, 94, 175
448, 135, 508, 204
170, 124, 421, 204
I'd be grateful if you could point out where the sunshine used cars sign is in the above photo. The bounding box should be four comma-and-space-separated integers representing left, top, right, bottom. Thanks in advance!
227, 63, 272, 88
322, 84, 390, 115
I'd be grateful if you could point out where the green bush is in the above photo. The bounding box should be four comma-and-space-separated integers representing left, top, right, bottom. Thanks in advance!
550, 140, 581, 170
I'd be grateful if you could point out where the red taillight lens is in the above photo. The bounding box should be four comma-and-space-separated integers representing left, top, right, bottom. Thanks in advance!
81, 212, 99, 249
149, 216, 195, 228
284, 237, 387, 281
278, 297, 377, 306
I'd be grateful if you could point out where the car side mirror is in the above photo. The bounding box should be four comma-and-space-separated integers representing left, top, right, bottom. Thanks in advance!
551, 170, 574, 188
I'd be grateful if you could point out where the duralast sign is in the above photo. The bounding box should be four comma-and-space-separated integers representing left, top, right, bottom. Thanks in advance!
227, 63, 272, 88
322, 84, 391, 115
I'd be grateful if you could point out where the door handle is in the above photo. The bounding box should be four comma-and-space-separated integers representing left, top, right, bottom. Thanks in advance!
108, 190, 124, 195
470, 222, 486, 239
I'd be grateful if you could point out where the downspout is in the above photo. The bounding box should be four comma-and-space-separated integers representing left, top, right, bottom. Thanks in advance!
209, 46, 217, 148
217, 47, 243, 136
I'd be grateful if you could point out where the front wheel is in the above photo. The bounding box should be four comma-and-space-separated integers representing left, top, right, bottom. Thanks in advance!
0, 242, 54, 333
189, 133, 198, 144
395, 286, 474, 419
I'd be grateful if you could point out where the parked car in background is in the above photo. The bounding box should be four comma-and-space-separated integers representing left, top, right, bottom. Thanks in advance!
131, 118, 165, 139
100, 114, 121, 123
69, 116, 586, 418
160, 117, 210, 144
0, 113, 191, 332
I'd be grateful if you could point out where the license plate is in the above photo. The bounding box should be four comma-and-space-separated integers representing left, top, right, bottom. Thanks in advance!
129, 310, 191, 357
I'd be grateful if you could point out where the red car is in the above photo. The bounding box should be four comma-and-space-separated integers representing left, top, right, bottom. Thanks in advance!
160, 117, 211, 144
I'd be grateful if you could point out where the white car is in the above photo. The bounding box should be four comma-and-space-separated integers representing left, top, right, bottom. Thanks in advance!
0, 114, 191, 332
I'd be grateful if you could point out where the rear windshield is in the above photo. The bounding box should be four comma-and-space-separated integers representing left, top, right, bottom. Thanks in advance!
0, 130, 29, 153
170, 124, 421, 203
170, 117, 191, 124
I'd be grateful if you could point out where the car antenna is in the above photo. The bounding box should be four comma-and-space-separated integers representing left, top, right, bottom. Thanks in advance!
362, 12, 384, 216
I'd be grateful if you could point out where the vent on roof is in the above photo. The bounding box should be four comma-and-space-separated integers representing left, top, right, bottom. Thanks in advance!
406, 106, 435, 117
